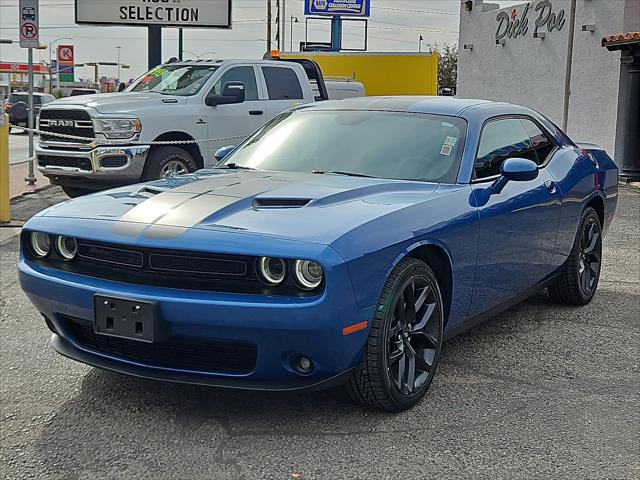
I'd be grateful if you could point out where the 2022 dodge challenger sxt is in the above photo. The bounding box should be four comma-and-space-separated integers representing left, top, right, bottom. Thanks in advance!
19, 97, 618, 412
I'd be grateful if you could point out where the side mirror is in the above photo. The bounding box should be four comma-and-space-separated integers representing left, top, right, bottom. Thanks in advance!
118, 82, 126, 92
490, 158, 538, 195
214, 145, 236, 161
205, 81, 245, 106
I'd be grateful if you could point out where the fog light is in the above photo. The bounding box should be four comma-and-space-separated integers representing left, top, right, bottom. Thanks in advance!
292, 355, 313, 375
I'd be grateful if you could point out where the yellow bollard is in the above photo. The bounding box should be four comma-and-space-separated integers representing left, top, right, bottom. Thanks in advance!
0, 113, 9, 223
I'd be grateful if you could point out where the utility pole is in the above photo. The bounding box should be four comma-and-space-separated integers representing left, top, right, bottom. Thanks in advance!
266, 0, 272, 53
178, 28, 184, 60
281, 0, 286, 52
275, 0, 280, 50
116, 46, 122, 85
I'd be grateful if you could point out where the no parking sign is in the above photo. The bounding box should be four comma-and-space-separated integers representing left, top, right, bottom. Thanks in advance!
19, 0, 39, 48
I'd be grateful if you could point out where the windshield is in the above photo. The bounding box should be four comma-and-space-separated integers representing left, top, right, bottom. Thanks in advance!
223, 110, 467, 183
127, 65, 218, 96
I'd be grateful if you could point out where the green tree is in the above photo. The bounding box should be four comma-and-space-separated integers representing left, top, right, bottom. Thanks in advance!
429, 43, 458, 92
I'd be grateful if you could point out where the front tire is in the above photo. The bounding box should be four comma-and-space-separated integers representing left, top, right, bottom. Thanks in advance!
61, 186, 95, 198
346, 258, 444, 412
549, 206, 603, 305
142, 146, 198, 181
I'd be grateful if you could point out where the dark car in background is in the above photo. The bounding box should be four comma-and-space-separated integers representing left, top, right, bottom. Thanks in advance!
5, 92, 55, 133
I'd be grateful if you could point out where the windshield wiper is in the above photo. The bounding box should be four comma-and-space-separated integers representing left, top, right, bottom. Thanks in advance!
218, 163, 256, 170
312, 170, 375, 178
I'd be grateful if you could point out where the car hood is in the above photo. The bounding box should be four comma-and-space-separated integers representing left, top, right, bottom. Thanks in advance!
47, 92, 185, 114
38, 170, 440, 244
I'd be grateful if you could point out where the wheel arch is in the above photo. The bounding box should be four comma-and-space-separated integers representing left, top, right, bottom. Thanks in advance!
585, 193, 605, 227
390, 240, 454, 328
152, 131, 205, 169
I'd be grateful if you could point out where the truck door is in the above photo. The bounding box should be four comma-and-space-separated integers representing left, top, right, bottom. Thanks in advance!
204, 65, 266, 165
259, 65, 307, 121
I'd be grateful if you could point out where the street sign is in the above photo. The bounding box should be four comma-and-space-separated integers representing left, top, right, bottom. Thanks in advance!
304, 0, 370, 17
51, 59, 58, 74
19, 0, 39, 48
57, 44, 75, 83
74, 0, 232, 28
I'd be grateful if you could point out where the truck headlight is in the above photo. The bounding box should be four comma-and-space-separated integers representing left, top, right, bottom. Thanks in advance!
94, 118, 141, 139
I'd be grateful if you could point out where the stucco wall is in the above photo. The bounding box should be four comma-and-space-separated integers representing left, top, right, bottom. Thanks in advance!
457, 0, 626, 155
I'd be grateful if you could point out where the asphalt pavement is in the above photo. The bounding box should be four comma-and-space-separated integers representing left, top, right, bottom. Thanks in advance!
0, 186, 638, 480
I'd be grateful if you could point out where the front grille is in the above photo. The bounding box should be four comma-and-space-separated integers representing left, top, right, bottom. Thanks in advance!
61, 316, 257, 374
39, 109, 95, 143
38, 155, 92, 171
24, 235, 323, 297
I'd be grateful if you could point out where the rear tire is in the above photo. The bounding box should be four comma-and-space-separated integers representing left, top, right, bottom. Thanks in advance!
548, 206, 602, 306
142, 146, 197, 181
61, 186, 94, 198
346, 257, 444, 412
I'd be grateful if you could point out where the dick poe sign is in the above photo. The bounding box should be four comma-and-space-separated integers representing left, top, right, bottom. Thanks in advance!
19, 0, 39, 48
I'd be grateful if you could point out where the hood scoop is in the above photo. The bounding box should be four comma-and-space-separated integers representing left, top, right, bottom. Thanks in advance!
252, 198, 312, 209
132, 185, 170, 198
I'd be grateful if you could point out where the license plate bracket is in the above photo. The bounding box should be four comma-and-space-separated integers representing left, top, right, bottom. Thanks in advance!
94, 295, 159, 343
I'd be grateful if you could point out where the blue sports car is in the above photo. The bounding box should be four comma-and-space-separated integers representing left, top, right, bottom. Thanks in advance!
19, 97, 618, 411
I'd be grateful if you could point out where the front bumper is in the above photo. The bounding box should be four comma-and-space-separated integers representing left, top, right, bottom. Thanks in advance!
19, 256, 372, 391
36, 142, 149, 186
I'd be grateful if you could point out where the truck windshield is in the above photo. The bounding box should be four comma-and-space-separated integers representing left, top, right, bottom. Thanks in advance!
222, 110, 467, 183
127, 65, 218, 96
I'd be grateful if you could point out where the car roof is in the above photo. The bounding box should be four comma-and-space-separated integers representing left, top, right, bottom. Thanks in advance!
298, 96, 501, 116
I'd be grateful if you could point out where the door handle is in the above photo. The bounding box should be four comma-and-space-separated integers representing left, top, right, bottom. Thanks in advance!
249, 110, 264, 116
544, 180, 557, 194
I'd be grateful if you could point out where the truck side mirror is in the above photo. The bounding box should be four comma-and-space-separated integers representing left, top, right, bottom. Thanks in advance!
205, 81, 245, 106
118, 82, 126, 92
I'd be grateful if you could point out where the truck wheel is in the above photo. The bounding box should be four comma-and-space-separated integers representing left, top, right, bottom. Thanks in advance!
61, 186, 94, 198
142, 146, 198, 181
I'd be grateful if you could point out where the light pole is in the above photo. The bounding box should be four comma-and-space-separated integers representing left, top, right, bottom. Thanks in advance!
116, 46, 122, 85
49, 37, 72, 93
290, 15, 299, 51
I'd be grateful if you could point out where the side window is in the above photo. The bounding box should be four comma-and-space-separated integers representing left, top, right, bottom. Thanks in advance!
521, 118, 555, 165
261, 67, 304, 100
475, 118, 537, 179
211, 66, 258, 101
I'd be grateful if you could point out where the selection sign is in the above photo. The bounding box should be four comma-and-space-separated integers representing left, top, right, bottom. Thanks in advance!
19, 0, 39, 48
74, 0, 232, 28
304, 0, 370, 17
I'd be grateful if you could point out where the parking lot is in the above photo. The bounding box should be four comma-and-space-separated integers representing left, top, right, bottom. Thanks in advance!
0, 185, 638, 480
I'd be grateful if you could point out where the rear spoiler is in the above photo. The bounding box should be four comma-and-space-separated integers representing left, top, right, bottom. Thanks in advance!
263, 53, 330, 101
576, 142, 606, 153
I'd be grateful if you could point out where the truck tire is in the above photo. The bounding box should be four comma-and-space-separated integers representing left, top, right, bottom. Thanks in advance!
142, 146, 198, 181
61, 186, 94, 198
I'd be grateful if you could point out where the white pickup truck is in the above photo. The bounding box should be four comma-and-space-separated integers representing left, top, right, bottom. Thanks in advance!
36, 58, 364, 197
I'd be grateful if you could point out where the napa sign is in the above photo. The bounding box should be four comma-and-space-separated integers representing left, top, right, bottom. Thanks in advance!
495, 0, 566, 42
304, 0, 370, 17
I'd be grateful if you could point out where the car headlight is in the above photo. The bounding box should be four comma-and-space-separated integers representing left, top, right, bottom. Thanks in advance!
293, 260, 323, 290
55, 236, 78, 261
94, 118, 141, 139
29, 232, 51, 258
257, 256, 287, 286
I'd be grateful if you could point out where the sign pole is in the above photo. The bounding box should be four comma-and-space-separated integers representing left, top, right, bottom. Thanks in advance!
26, 47, 36, 185
330, 16, 342, 51
148, 26, 162, 69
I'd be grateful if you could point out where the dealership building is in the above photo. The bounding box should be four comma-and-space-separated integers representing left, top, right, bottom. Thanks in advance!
457, 0, 640, 179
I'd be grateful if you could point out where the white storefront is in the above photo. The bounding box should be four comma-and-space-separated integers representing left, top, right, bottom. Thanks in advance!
457, 0, 639, 156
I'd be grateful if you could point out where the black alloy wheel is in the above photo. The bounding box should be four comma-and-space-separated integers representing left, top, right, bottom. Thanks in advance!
549, 206, 603, 305
346, 258, 444, 412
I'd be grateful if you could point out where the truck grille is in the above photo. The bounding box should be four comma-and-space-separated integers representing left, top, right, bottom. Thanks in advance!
38, 155, 92, 171
39, 109, 95, 143
60, 315, 258, 374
